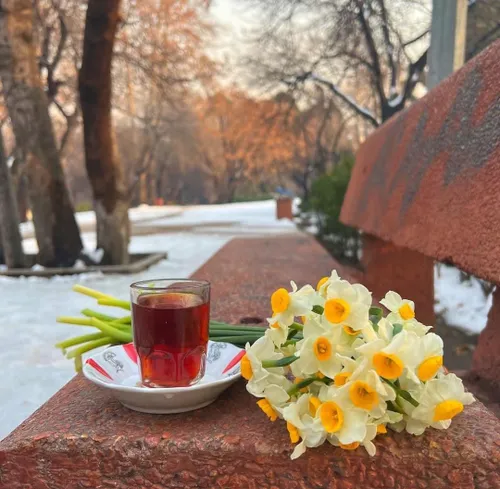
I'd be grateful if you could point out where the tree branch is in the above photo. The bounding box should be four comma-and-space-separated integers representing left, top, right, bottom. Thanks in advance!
355, 0, 386, 105
401, 48, 428, 107
309, 73, 380, 128
376, 0, 397, 96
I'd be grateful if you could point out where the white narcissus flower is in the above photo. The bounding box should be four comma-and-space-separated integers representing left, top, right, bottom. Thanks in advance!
266, 316, 289, 347
403, 373, 474, 435
380, 291, 431, 336
268, 281, 318, 330
293, 318, 356, 379
323, 280, 371, 333
282, 393, 327, 459
241, 335, 292, 401
328, 422, 378, 456
317, 384, 369, 445
357, 326, 419, 381
316, 270, 342, 298
413, 333, 444, 382
346, 360, 396, 418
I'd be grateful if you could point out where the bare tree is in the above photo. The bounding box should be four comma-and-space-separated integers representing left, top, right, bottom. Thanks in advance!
79, 0, 130, 265
241, 0, 431, 126
0, 130, 24, 268
0, 0, 82, 266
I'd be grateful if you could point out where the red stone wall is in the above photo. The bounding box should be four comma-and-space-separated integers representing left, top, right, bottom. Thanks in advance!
341, 40, 500, 284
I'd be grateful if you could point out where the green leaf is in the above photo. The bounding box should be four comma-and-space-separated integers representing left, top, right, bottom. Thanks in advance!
392, 323, 403, 335
369, 306, 383, 317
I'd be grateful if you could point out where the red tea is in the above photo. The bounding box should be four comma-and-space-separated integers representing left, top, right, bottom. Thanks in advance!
132, 292, 209, 387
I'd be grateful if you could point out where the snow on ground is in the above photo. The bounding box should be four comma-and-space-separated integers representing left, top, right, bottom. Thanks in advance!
20, 204, 183, 238
0, 200, 297, 440
434, 265, 493, 335
134, 199, 297, 232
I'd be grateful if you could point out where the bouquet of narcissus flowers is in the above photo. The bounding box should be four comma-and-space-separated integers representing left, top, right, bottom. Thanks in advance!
241, 270, 474, 459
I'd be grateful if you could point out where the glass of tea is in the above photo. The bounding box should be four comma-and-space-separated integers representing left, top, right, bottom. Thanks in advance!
130, 279, 210, 388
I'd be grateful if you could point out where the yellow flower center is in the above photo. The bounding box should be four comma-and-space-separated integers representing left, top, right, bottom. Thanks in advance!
349, 381, 379, 410
334, 372, 352, 386
286, 421, 300, 443
271, 288, 290, 314
257, 399, 278, 422
339, 441, 360, 450
319, 401, 344, 433
433, 399, 464, 422
316, 276, 328, 291
373, 352, 404, 379
417, 355, 443, 381
240, 354, 253, 380
377, 424, 387, 434
398, 303, 415, 320
324, 298, 351, 324
313, 336, 332, 361
343, 325, 360, 336
309, 396, 321, 416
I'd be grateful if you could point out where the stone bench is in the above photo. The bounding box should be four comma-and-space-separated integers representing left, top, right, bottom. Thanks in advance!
341, 39, 500, 396
2, 40, 500, 489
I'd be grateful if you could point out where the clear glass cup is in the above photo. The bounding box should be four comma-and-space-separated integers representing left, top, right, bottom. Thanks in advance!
130, 279, 210, 388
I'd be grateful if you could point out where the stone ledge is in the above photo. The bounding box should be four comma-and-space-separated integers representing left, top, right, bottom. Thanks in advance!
0, 376, 499, 489
1, 234, 499, 489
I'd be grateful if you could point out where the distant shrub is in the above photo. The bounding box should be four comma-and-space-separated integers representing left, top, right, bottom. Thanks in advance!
303, 152, 361, 264
75, 201, 93, 212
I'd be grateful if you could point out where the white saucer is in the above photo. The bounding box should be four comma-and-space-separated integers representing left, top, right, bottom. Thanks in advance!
83, 341, 243, 414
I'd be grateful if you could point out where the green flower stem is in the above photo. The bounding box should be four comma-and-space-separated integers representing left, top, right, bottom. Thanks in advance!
114, 316, 132, 324
287, 375, 331, 396
72, 285, 116, 301
210, 326, 267, 333
90, 318, 133, 343
312, 305, 324, 315
209, 326, 267, 333
387, 400, 405, 414
97, 298, 131, 311
210, 335, 261, 344
55, 332, 105, 351
66, 337, 113, 359
262, 355, 299, 369
81, 308, 119, 322
109, 321, 133, 331
208, 330, 263, 337
57, 316, 94, 326
291, 322, 304, 331
383, 378, 419, 407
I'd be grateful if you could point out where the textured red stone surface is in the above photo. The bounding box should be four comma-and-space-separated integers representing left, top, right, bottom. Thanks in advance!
1, 375, 499, 489
1, 234, 500, 488
472, 288, 500, 392
341, 40, 500, 285
361, 234, 435, 325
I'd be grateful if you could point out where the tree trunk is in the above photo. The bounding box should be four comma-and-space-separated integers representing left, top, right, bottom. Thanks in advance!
79, 0, 129, 265
0, 131, 25, 268
0, 0, 83, 266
